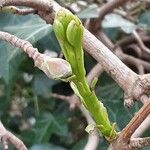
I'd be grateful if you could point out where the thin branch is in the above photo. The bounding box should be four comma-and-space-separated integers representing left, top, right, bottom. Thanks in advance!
130, 137, 150, 149
132, 116, 150, 138
50, 92, 100, 150
121, 99, 150, 140
83, 29, 138, 97
120, 53, 150, 72
0, 0, 53, 11
87, 63, 103, 85
79, 105, 99, 150
125, 44, 142, 58
133, 30, 150, 54
98, 31, 150, 72
95, 31, 150, 106
108, 100, 150, 149
88, 0, 130, 31
0, 121, 27, 150
50, 93, 80, 109
98, 0, 128, 21
0, 6, 37, 15
0, 31, 41, 65
116, 34, 150, 48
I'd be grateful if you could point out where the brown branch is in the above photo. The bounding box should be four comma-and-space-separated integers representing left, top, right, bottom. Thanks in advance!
132, 116, 150, 138
87, 63, 103, 85
108, 100, 150, 150
98, 31, 150, 72
50, 93, 80, 109
126, 44, 142, 58
116, 34, 150, 48
0, 0, 53, 11
0, 121, 27, 150
121, 100, 150, 140
120, 53, 150, 72
79, 105, 99, 150
130, 137, 150, 149
98, 0, 128, 21
95, 30, 150, 106
0, 31, 42, 67
83, 29, 138, 100
133, 30, 150, 54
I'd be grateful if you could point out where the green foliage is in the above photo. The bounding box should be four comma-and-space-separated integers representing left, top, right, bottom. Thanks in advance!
102, 13, 137, 34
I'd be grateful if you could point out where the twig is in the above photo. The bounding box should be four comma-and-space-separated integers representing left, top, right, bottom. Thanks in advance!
86, 63, 103, 85
98, 31, 150, 72
120, 53, 149, 72
116, 34, 150, 48
133, 30, 150, 54
132, 116, 150, 138
108, 100, 150, 150
126, 44, 142, 58
79, 105, 99, 150
0, 6, 37, 15
121, 99, 150, 140
0, 0, 53, 11
0, 31, 42, 67
130, 137, 150, 149
50, 93, 80, 109
0, 121, 27, 150
88, 0, 130, 31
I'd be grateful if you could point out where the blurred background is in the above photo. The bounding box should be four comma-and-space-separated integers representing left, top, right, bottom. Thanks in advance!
0, 0, 150, 149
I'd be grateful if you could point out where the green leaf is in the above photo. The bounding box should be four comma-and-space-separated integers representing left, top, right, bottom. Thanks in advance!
32, 113, 55, 143
0, 43, 9, 82
71, 138, 87, 150
0, 14, 51, 83
33, 73, 56, 98
102, 13, 137, 33
138, 11, 150, 27
23, 112, 68, 144
77, 4, 99, 19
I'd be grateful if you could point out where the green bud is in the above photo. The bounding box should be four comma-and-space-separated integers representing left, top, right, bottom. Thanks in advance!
53, 19, 66, 43
55, 8, 75, 31
66, 20, 83, 47
39, 56, 72, 79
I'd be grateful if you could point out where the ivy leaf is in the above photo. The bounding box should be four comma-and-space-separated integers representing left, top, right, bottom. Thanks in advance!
0, 14, 51, 83
102, 13, 137, 34
77, 4, 99, 19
